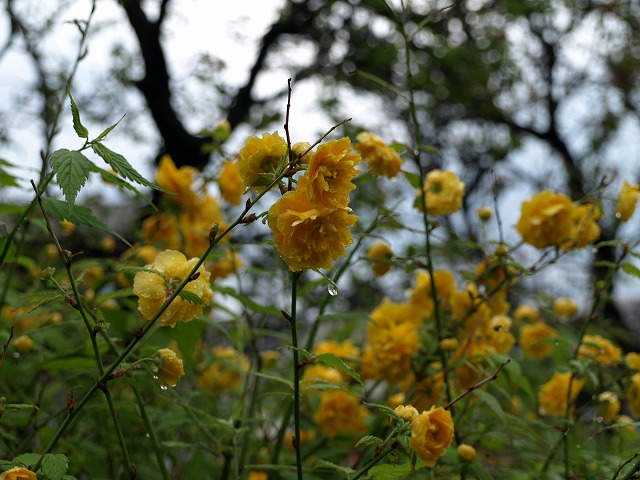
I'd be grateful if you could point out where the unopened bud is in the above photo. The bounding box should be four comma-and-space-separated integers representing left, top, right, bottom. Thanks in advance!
208, 223, 220, 243
241, 213, 257, 224
189, 272, 201, 282
41, 266, 56, 280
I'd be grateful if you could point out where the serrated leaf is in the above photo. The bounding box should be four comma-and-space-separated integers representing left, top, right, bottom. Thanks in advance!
50, 149, 96, 205
39, 453, 69, 480
96, 167, 155, 206
93, 114, 125, 142
622, 262, 640, 278
179, 290, 206, 305
11, 453, 40, 468
364, 402, 403, 420
312, 459, 355, 475
42, 198, 131, 247
68, 91, 88, 139
355, 435, 384, 448
314, 353, 363, 386
91, 143, 160, 191
403, 171, 421, 189
3, 403, 38, 413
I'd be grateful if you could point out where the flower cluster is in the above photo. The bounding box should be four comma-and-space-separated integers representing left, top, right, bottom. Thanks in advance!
354, 132, 403, 178
268, 137, 360, 271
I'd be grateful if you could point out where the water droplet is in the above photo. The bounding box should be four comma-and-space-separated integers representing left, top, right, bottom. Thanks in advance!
152, 375, 159, 380
615, 212, 622, 219
592, 248, 598, 254
554, 340, 559, 346
596, 417, 603, 423
599, 349, 606, 355
327, 283, 338, 296
160, 384, 168, 391
576, 444, 581, 449
145, 433, 150, 438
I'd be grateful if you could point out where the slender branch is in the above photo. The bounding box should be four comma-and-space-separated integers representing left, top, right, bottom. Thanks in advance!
443, 360, 510, 410
0, 326, 14, 374
131, 384, 170, 480
288, 272, 303, 480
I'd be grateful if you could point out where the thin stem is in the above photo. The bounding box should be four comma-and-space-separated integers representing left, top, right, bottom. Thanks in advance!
350, 441, 399, 480
131, 384, 170, 480
289, 272, 303, 480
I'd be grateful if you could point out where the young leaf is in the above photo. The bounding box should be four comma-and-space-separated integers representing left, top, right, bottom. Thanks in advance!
622, 262, 640, 279
91, 143, 161, 191
179, 290, 206, 305
93, 114, 125, 143
42, 198, 131, 246
403, 170, 421, 189
95, 167, 154, 206
68, 91, 88, 139
314, 352, 363, 386
50, 149, 96, 205
355, 435, 384, 448
39, 453, 69, 480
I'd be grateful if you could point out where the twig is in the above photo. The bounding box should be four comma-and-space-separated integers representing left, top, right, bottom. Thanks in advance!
0, 326, 14, 375
443, 359, 510, 410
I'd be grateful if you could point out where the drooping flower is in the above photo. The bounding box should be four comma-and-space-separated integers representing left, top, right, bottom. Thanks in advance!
312, 390, 369, 438
218, 160, 245, 205
516, 190, 573, 249
353, 132, 403, 178
626, 373, 640, 418
133, 249, 213, 327
197, 346, 249, 391
268, 188, 357, 271
409, 406, 455, 468
0, 467, 37, 480
519, 321, 557, 359
538, 371, 584, 417
366, 241, 394, 277
238, 132, 288, 191
578, 334, 622, 366
304, 137, 360, 208
154, 348, 185, 387
417, 170, 465, 216
156, 154, 199, 208
615, 181, 640, 221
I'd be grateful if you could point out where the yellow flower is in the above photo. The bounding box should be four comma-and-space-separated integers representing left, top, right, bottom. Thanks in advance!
368, 320, 420, 384
238, 132, 287, 190
312, 390, 369, 438
409, 406, 455, 468
179, 194, 227, 258
353, 132, 403, 178
394, 404, 419, 422
366, 241, 393, 277
625, 352, 640, 371
141, 214, 181, 249
457, 443, 477, 462
208, 249, 243, 280
304, 137, 360, 208
268, 188, 357, 271
538, 371, 584, 417
417, 170, 465, 216
218, 160, 245, 205
560, 203, 601, 250
614, 415, 637, 433
553, 297, 578, 318
154, 348, 185, 387
627, 373, 640, 418
247, 472, 268, 480
409, 270, 456, 318
59, 219, 75, 235
519, 321, 557, 359
403, 368, 445, 413
615, 181, 640, 221
597, 391, 621, 422
488, 315, 515, 354
513, 304, 539, 323
100, 235, 117, 253
133, 250, 213, 327
13, 335, 33, 354
156, 155, 199, 208
578, 334, 621, 366
0, 467, 37, 480
439, 338, 459, 351
197, 346, 249, 391
302, 364, 344, 389
516, 190, 573, 249
292, 142, 312, 163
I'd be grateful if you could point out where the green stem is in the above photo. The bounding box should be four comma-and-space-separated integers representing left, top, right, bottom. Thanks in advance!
290, 272, 303, 480
132, 384, 170, 480
350, 442, 398, 480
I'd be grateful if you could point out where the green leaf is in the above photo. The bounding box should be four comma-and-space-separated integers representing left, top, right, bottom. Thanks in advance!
369, 461, 426, 479
403, 170, 421, 189
467, 462, 497, 480
42, 198, 131, 246
91, 143, 161, 191
93, 114, 125, 143
179, 290, 206, 305
39, 453, 69, 480
95, 167, 154, 206
355, 435, 384, 448
11, 453, 40, 468
213, 285, 282, 317
314, 353, 363, 386
364, 402, 403, 421
68, 91, 88, 139
0, 167, 19, 187
312, 459, 355, 475
622, 262, 640, 278
40, 356, 96, 372
50, 149, 96, 205
2, 403, 39, 414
